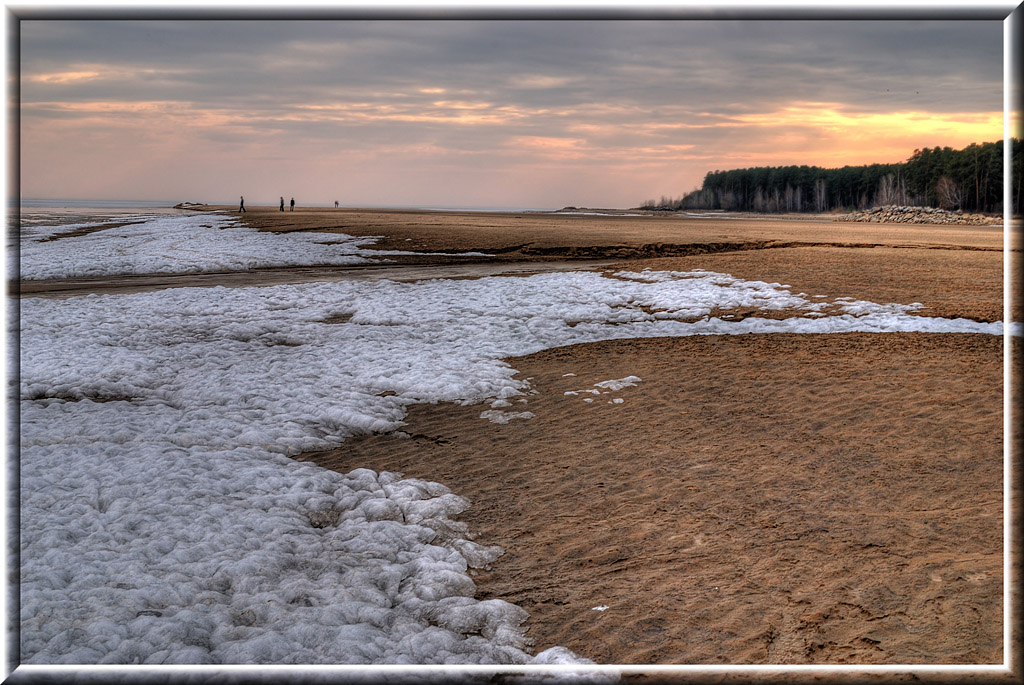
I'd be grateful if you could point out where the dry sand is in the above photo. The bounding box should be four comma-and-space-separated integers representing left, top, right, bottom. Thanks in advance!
21, 206, 1021, 674
302, 333, 1011, 667
209, 205, 1006, 253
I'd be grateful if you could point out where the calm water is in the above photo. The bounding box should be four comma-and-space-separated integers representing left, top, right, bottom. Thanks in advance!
12, 199, 196, 231
12, 199, 557, 224
19, 198, 176, 209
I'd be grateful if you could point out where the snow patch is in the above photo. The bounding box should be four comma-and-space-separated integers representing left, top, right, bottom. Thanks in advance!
480, 410, 536, 424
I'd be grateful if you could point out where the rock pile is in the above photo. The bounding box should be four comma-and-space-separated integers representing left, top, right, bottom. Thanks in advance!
834, 205, 1001, 225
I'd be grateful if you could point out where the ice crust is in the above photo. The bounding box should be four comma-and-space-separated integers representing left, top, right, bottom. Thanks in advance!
17, 214, 1016, 668
16, 213, 481, 280
480, 409, 536, 424
593, 377, 642, 392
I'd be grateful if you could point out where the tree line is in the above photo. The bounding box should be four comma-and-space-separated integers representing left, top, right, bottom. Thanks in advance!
641, 139, 1022, 214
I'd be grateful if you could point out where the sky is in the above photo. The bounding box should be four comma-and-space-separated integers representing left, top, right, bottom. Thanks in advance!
15, 13, 1009, 209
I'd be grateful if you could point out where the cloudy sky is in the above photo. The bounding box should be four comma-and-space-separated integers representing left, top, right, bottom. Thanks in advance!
18, 15, 1007, 209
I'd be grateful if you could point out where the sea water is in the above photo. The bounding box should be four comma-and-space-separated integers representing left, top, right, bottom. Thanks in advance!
15, 198, 187, 225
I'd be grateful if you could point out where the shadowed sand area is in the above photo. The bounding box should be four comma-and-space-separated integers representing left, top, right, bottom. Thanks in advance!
19, 206, 1020, 669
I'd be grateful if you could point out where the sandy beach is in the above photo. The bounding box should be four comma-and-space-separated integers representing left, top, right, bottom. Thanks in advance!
21, 207, 1016, 325
306, 332, 1009, 665
21, 206, 1019, 672
17, 16, 1016, 679
229, 207, 1015, 667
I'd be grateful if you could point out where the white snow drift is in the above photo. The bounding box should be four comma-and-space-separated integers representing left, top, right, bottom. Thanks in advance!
17, 213, 483, 280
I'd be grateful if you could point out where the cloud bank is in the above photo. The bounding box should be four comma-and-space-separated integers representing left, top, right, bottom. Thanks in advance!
19, 18, 1004, 208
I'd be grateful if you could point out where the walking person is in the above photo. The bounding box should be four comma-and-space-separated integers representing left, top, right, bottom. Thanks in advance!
280, 197, 285, 212
334, 200, 338, 208
239, 196, 246, 212
290, 197, 295, 211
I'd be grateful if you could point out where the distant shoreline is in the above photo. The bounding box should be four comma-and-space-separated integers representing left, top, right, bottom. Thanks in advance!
17, 199, 1006, 226
178, 201, 844, 221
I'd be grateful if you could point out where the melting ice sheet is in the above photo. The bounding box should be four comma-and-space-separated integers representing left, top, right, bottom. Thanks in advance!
16, 213, 482, 280
17, 246, 1016, 667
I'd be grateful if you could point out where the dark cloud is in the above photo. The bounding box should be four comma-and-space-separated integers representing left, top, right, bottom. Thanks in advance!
21, 19, 1002, 112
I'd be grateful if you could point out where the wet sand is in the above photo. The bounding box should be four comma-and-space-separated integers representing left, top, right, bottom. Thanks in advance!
17, 206, 1020, 674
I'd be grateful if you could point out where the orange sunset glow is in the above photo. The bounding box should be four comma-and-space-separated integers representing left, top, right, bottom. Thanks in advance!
15, 17, 1008, 208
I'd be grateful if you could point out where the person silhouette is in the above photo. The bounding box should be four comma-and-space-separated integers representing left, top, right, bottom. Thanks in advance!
335, 200, 338, 208
239, 196, 246, 212
280, 197, 285, 212
290, 197, 295, 211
